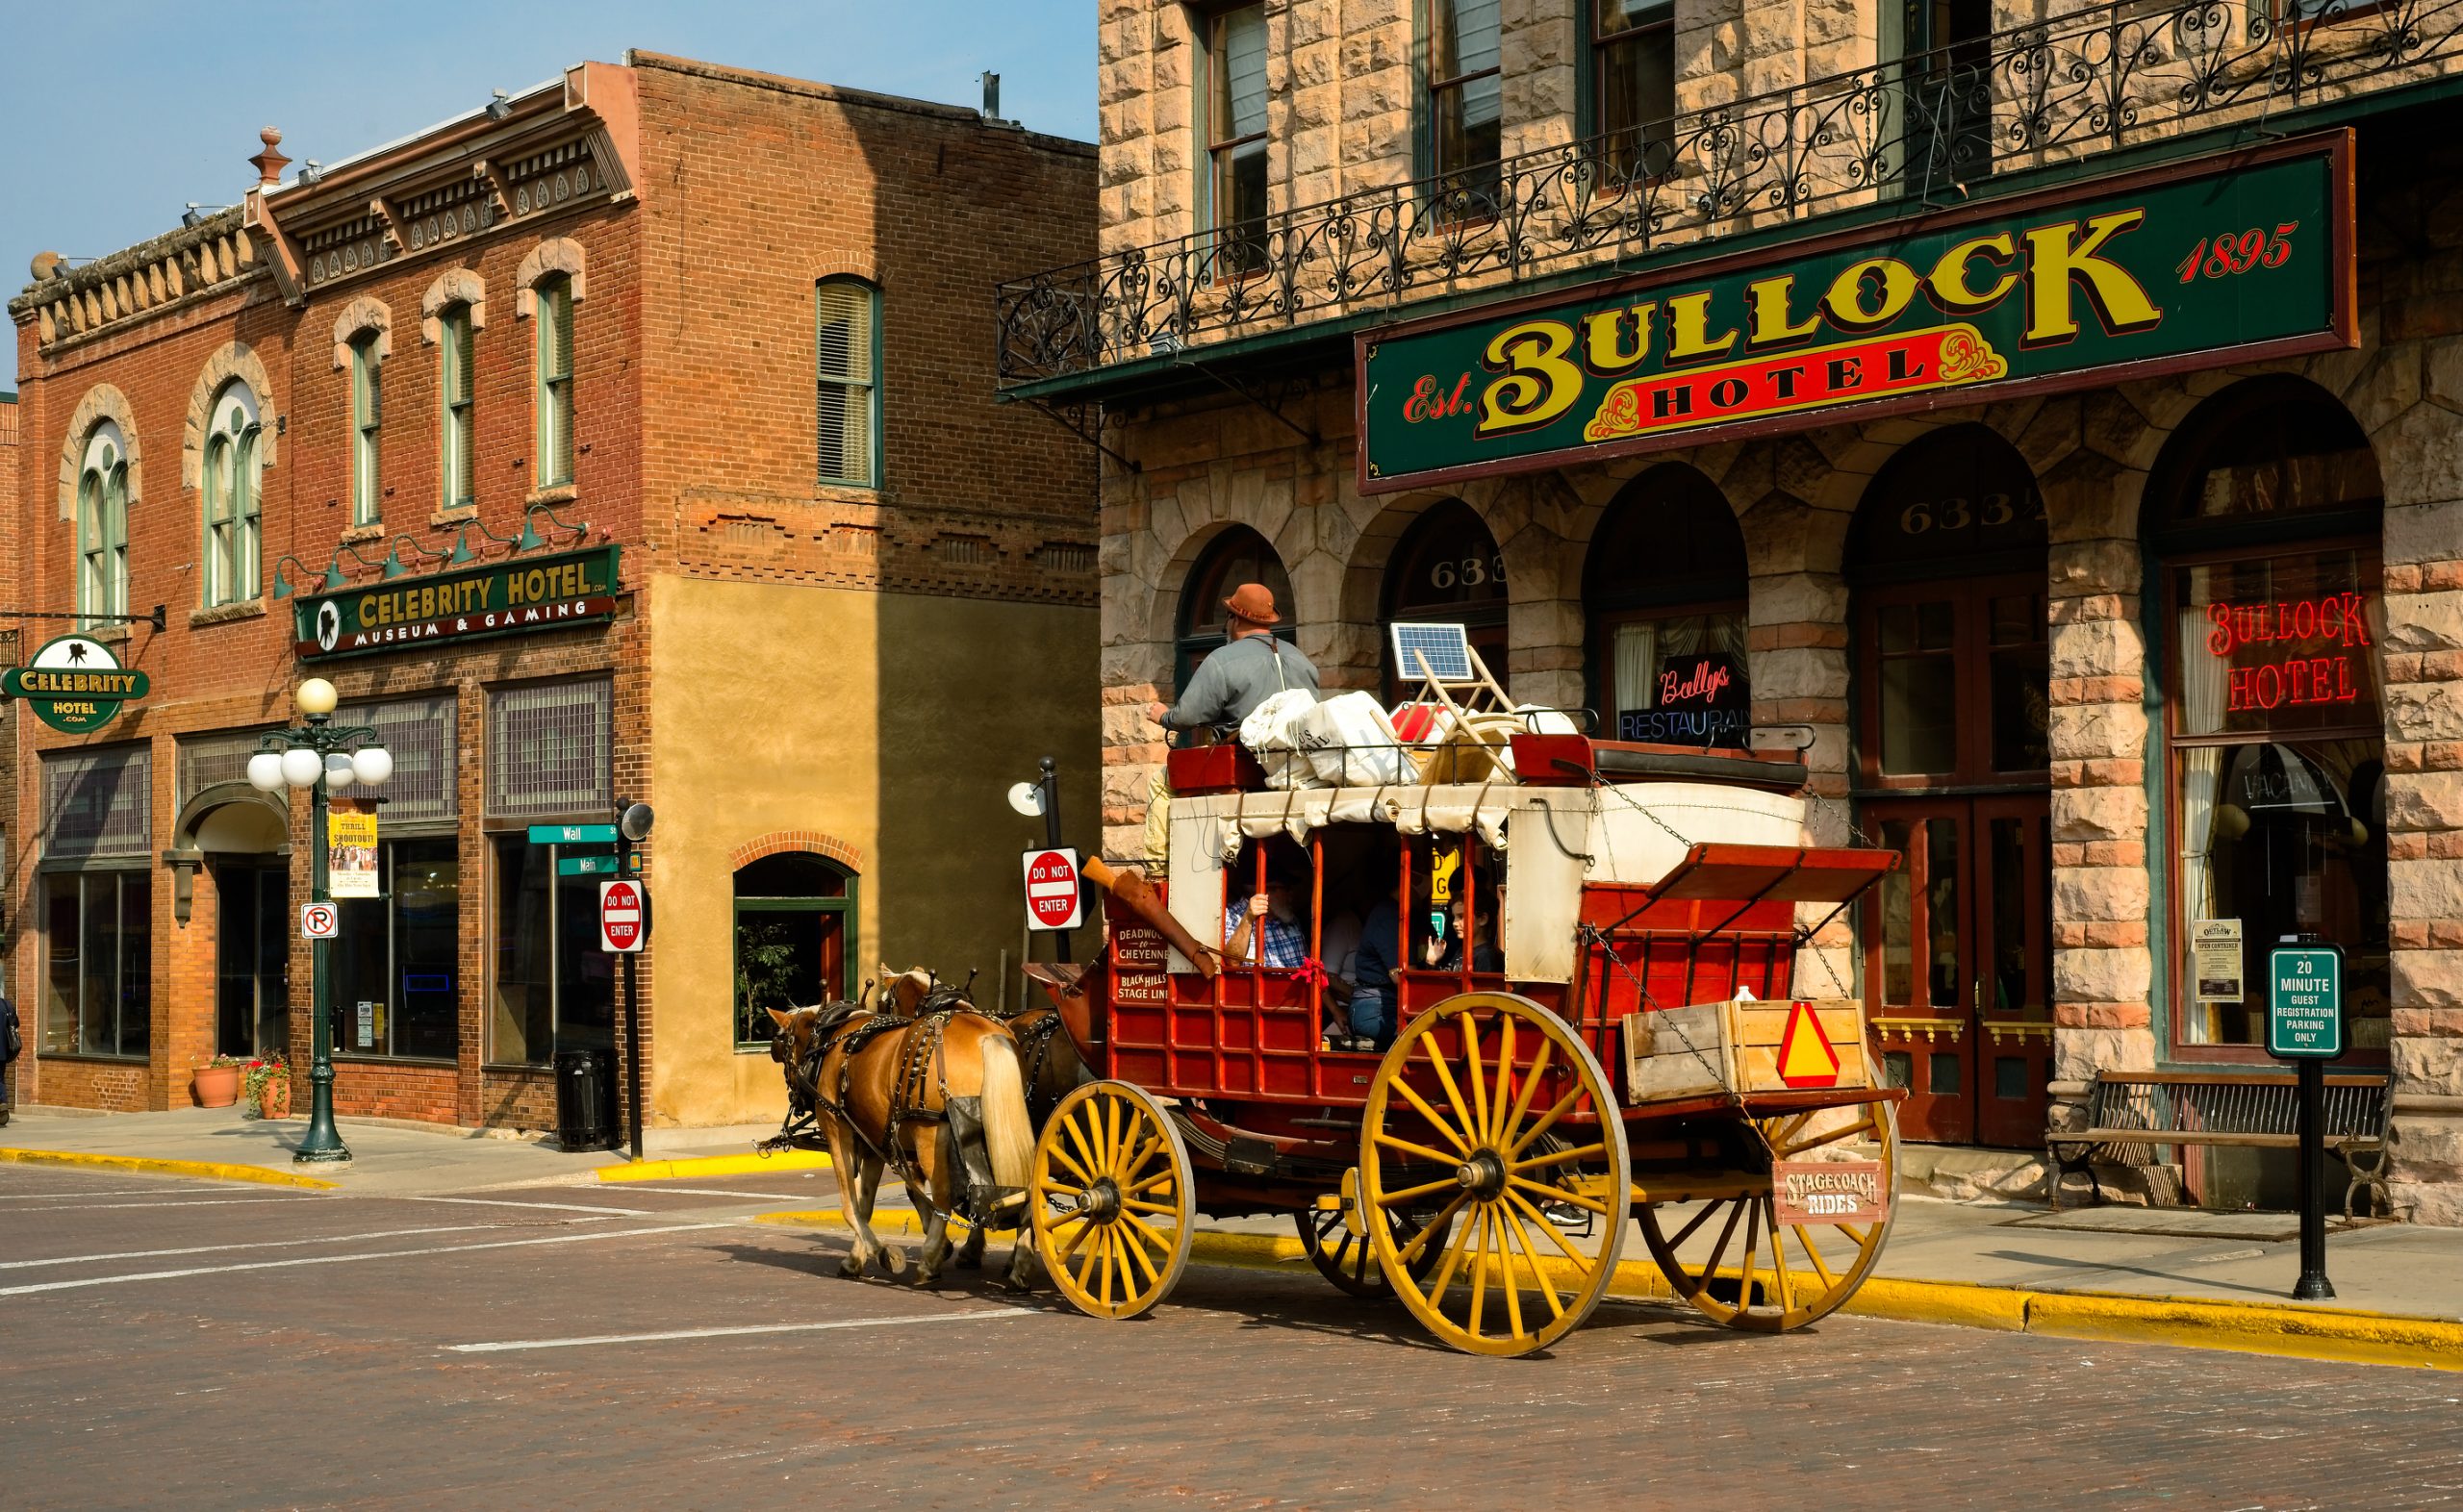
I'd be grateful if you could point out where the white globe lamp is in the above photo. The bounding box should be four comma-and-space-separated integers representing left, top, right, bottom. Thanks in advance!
280, 747, 324, 789
246, 752, 286, 793
351, 745, 394, 787
295, 678, 339, 718
323, 752, 355, 788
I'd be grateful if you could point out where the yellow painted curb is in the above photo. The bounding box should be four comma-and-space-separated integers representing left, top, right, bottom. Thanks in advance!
0, 1147, 340, 1191
595, 1150, 833, 1183
753, 1207, 2463, 1368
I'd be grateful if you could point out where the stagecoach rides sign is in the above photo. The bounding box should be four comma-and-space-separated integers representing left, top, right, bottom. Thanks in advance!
1356, 134, 2355, 493
292, 545, 621, 661
2, 635, 150, 734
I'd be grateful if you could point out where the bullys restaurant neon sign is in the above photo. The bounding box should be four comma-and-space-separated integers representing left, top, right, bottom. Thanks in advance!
293, 544, 621, 660
1358, 133, 2355, 493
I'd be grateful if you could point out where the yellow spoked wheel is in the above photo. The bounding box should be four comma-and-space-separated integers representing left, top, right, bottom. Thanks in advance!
1029, 1080, 1195, 1322
1360, 993, 1630, 1357
1638, 1098, 1898, 1332
1292, 1190, 1460, 1298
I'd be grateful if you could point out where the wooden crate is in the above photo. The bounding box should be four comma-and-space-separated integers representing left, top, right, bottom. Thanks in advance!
1620, 997, 1873, 1105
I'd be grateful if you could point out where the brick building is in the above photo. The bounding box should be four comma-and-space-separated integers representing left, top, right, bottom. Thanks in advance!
998, 1, 2463, 1219
8, 53, 1098, 1133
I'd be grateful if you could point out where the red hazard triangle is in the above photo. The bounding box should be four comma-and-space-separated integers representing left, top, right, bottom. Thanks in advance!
1776, 1000, 1841, 1088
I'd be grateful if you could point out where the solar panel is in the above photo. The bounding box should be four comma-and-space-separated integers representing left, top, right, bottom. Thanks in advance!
1391, 622, 1475, 682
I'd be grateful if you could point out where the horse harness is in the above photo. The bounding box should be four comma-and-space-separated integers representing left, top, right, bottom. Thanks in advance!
767, 992, 977, 1204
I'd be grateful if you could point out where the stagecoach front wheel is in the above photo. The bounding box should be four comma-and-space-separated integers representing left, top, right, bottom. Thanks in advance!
1360, 992, 1630, 1358
1029, 1080, 1195, 1322
1638, 1098, 1898, 1332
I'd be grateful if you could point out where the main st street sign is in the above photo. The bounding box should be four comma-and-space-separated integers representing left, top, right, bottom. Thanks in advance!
1358, 133, 2354, 493
293, 544, 620, 660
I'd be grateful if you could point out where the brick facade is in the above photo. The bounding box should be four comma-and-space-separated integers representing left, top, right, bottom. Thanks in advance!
7, 55, 1097, 1134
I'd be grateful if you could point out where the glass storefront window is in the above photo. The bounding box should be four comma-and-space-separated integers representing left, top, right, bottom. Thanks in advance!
2171, 546, 2388, 1050
1605, 612, 1747, 746
490, 836, 617, 1065
333, 839, 461, 1060
43, 871, 151, 1058
1587, 464, 1750, 747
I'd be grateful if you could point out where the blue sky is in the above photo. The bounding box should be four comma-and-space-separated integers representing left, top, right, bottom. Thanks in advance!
0, 0, 1096, 383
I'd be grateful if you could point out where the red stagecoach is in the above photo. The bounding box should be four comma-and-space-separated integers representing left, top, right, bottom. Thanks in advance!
1029, 727, 1905, 1356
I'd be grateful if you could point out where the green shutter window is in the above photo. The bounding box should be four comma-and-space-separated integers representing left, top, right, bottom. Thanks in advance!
351, 336, 382, 525
235, 422, 260, 599
815, 278, 878, 488
204, 432, 232, 606
442, 306, 476, 510
77, 467, 104, 626
103, 459, 129, 619
200, 387, 262, 606
536, 277, 574, 486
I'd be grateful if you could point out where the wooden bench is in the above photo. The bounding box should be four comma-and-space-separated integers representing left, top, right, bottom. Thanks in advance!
2047, 1071, 2393, 1217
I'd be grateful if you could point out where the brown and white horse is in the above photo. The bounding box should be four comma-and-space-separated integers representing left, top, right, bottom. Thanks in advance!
766, 969, 1036, 1289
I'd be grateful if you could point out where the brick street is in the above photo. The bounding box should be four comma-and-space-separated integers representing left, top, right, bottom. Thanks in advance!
5, 1164, 2459, 1510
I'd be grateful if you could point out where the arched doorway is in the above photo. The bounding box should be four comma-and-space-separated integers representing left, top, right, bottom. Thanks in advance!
1384, 499, 1506, 698
732, 852, 855, 1051
2147, 376, 2387, 1073
1584, 464, 1749, 746
1175, 526, 1293, 697
171, 783, 292, 1060
1849, 423, 2050, 1146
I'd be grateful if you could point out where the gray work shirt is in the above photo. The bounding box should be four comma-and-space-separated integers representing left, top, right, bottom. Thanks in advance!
1162, 635, 1321, 731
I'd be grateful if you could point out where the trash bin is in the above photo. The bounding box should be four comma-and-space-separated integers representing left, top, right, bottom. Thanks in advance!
555, 1047, 619, 1152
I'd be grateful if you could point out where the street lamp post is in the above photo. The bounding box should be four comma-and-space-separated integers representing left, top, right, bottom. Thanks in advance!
247, 677, 392, 1166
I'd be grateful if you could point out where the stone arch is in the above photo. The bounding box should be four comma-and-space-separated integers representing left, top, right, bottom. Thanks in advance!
728, 830, 863, 873
514, 237, 588, 317
55, 384, 142, 522
330, 295, 392, 370
419, 266, 489, 345
808, 255, 883, 288
181, 342, 278, 489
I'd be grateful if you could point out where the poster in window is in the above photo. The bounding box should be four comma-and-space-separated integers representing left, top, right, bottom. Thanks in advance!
2192, 918, 2244, 1003
1620, 651, 1748, 748
328, 799, 380, 899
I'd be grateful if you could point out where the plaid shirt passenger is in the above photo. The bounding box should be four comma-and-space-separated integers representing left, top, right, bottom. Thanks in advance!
1224, 899, 1308, 970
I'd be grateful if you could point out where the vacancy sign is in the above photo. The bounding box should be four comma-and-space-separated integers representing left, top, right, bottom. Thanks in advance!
599, 880, 647, 953
1024, 848, 1083, 932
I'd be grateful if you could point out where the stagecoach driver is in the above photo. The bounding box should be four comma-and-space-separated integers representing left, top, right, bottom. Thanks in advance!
1145, 583, 1320, 734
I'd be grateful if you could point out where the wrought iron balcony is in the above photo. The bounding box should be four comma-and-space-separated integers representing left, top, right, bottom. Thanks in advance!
997, 0, 2458, 389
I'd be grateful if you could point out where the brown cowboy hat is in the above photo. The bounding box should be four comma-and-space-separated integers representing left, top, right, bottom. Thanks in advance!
1224, 582, 1282, 626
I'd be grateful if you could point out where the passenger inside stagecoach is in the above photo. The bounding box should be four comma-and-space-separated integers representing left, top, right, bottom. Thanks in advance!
1223, 846, 1312, 970
1424, 885, 1505, 975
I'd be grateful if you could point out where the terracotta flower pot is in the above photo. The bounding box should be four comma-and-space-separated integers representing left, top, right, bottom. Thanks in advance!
257, 1078, 292, 1121
192, 1065, 242, 1108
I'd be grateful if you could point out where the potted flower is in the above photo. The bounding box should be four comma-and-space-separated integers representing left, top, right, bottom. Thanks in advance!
245, 1053, 292, 1121
192, 1054, 244, 1108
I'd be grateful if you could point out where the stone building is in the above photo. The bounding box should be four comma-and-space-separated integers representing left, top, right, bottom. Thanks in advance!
999, 1, 2463, 1218
8, 54, 1098, 1133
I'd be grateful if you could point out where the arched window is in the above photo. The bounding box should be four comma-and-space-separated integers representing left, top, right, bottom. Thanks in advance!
2149, 376, 2386, 1060
535, 272, 575, 486
439, 303, 476, 512
816, 277, 881, 489
734, 852, 855, 1049
77, 422, 130, 626
1383, 499, 1505, 696
1585, 464, 1747, 745
201, 384, 262, 606
1175, 526, 1293, 694
349, 332, 382, 525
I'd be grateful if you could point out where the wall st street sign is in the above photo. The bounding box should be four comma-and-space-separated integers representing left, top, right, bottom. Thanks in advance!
1, 634, 150, 733
1357, 133, 2355, 493
293, 545, 621, 660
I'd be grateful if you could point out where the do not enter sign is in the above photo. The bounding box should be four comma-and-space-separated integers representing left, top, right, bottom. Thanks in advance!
599, 879, 647, 953
1023, 848, 1083, 932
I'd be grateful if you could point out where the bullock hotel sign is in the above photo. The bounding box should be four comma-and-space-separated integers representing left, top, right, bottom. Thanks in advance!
1358, 134, 2355, 493
293, 545, 621, 660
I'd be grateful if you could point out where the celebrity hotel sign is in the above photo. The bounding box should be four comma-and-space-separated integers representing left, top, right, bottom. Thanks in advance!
294, 545, 621, 660
1358, 134, 2355, 492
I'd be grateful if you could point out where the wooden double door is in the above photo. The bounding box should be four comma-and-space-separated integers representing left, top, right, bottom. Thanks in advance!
1861, 795, 2051, 1147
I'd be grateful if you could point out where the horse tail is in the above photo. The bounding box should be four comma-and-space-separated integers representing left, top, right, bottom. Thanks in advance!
977, 1034, 1036, 1193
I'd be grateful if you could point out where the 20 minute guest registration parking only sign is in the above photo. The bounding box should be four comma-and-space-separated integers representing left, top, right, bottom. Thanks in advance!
1357, 134, 2355, 494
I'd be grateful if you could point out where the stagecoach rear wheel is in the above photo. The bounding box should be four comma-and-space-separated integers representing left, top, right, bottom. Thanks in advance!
1638, 1098, 1898, 1332
1029, 1080, 1195, 1322
1360, 992, 1630, 1358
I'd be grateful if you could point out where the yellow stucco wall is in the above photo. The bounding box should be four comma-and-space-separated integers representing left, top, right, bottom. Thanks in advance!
646, 576, 1098, 1126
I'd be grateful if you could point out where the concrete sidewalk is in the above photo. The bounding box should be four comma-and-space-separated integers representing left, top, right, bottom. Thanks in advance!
0, 1104, 788, 1196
